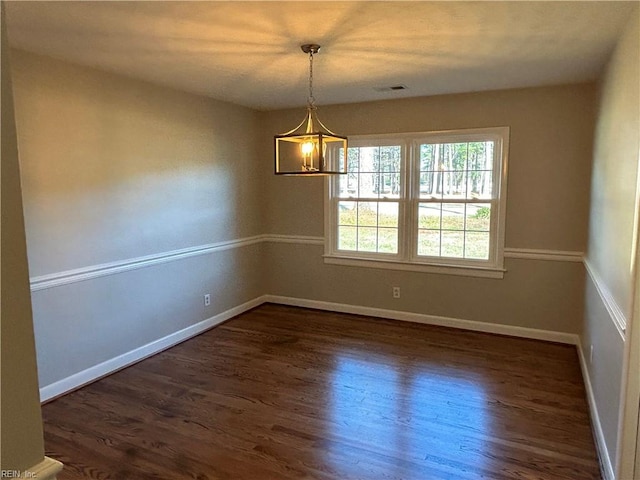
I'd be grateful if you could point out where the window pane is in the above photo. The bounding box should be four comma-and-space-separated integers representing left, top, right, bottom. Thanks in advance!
421, 140, 495, 201
357, 202, 378, 226
338, 226, 357, 251
467, 142, 493, 171
338, 201, 356, 225
467, 170, 493, 199
419, 172, 440, 198
344, 145, 402, 200
380, 146, 401, 170
418, 203, 441, 229
420, 170, 445, 198
465, 232, 490, 259
420, 144, 437, 171
339, 172, 359, 198
441, 231, 464, 258
466, 204, 491, 231
358, 147, 379, 172
439, 143, 466, 174
358, 172, 378, 197
378, 228, 398, 253
442, 171, 467, 199
417, 201, 490, 259
357, 227, 377, 252
347, 147, 360, 172
377, 202, 398, 227
441, 203, 465, 230
447, 143, 468, 171
418, 230, 440, 256
378, 172, 401, 198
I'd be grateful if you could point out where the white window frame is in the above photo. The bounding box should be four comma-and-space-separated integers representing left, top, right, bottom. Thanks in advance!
324, 127, 509, 279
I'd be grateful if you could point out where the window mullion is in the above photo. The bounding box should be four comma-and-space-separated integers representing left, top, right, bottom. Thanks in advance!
401, 140, 415, 262
329, 177, 339, 255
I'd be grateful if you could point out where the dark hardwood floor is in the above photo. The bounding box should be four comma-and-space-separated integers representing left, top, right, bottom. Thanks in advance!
42, 304, 601, 480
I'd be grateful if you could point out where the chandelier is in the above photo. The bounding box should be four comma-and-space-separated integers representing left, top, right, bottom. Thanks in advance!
274, 44, 347, 175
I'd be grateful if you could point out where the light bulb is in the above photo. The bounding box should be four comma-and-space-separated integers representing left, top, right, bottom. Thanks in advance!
301, 141, 315, 156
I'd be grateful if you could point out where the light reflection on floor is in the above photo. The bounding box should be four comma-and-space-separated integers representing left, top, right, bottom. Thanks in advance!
328, 353, 488, 479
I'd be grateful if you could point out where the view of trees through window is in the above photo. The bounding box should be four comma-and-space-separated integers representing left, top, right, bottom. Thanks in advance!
417, 141, 494, 260
335, 140, 496, 260
338, 145, 401, 253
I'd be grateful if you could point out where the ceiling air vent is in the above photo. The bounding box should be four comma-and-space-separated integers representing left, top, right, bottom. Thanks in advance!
374, 84, 408, 92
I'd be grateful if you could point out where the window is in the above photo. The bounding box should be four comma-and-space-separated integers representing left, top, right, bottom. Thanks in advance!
325, 127, 509, 278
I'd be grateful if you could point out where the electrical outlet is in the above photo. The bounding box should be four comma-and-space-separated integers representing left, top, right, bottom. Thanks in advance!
589, 344, 594, 364
392, 287, 401, 299
204, 294, 211, 307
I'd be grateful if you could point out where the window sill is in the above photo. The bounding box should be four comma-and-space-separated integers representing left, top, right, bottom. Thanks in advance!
323, 254, 506, 279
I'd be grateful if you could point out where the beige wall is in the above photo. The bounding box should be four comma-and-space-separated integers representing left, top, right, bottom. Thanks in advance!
13, 50, 263, 276
0, 5, 46, 471
261, 84, 595, 333
11, 49, 265, 388
582, 9, 640, 474
587, 13, 640, 320
266, 243, 586, 333
262, 85, 595, 251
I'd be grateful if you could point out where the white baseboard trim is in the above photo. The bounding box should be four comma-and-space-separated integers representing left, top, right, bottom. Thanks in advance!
576, 343, 615, 480
39, 296, 268, 403
19, 456, 64, 480
264, 295, 580, 345
41, 293, 580, 403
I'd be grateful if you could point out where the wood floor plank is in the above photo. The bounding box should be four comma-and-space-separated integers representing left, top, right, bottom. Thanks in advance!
42, 304, 601, 479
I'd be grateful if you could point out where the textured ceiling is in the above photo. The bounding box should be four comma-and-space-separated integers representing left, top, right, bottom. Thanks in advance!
5, 1, 637, 110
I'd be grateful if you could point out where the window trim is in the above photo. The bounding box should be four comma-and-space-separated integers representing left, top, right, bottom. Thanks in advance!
324, 127, 510, 279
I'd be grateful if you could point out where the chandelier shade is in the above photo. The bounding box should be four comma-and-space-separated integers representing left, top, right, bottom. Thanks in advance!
274, 44, 347, 176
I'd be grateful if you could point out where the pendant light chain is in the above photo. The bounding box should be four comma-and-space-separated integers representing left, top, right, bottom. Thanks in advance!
308, 50, 316, 109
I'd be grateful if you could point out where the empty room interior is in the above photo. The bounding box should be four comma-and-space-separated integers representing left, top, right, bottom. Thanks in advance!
2, 1, 640, 479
